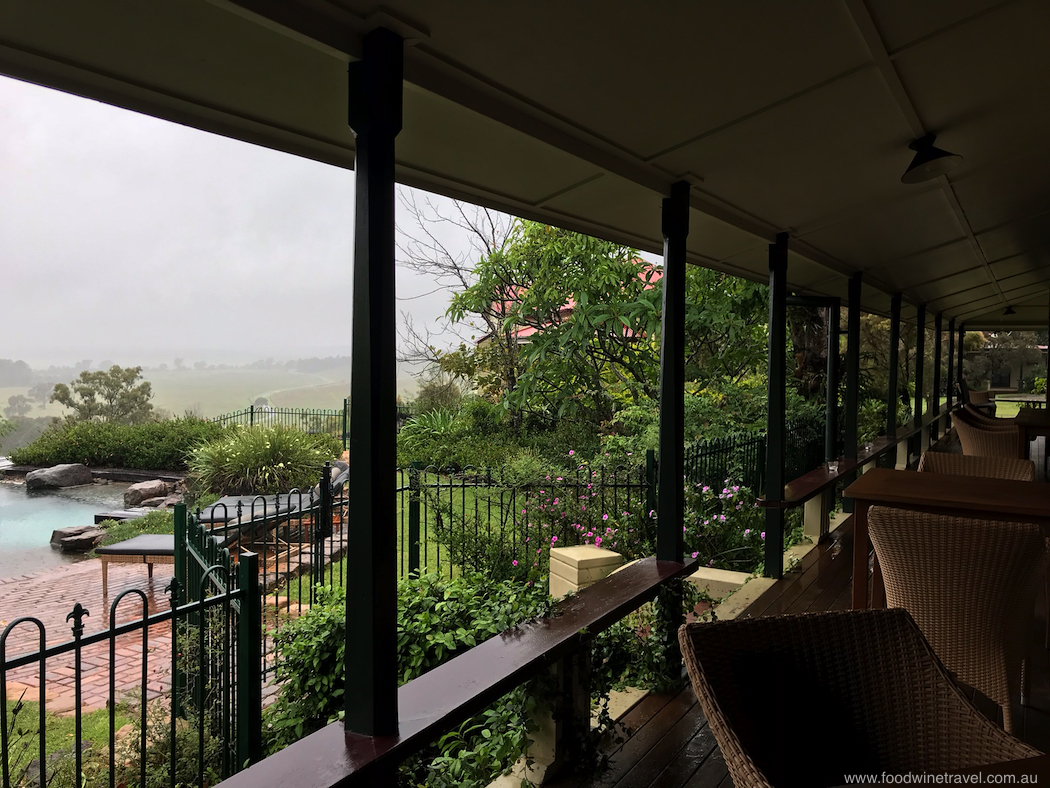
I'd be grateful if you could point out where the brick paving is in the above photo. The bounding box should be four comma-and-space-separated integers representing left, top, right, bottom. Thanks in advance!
0, 558, 174, 714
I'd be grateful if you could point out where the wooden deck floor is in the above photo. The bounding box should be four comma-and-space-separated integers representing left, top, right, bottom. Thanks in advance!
553, 436, 1050, 787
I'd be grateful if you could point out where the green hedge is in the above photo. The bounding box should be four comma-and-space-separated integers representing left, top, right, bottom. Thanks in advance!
9, 418, 226, 471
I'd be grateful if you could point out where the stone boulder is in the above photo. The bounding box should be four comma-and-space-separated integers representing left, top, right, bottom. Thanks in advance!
141, 494, 183, 509
26, 464, 93, 489
50, 526, 107, 553
124, 480, 171, 507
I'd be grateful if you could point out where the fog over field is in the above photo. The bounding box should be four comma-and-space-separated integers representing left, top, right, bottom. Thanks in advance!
0, 75, 473, 371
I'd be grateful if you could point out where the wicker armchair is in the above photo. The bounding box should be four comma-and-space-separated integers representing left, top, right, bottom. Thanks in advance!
917, 451, 1035, 481
965, 403, 1016, 426
678, 609, 1039, 788
951, 410, 1020, 458
867, 505, 1047, 733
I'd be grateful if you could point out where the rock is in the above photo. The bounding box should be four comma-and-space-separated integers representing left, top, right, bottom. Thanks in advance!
124, 480, 171, 507
140, 494, 182, 509
25, 464, 93, 489
50, 526, 106, 553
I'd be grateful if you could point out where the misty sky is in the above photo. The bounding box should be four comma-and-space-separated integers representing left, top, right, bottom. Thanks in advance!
0, 74, 474, 369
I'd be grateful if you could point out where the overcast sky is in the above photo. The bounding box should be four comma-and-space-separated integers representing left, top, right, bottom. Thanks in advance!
0, 74, 476, 369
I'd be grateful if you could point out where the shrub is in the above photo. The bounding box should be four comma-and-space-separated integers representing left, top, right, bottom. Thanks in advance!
187, 425, 341, 495
264, 575, 553, 787
9, 418, 224, 470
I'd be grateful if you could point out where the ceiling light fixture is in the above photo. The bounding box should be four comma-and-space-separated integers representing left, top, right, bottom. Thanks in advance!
901, 134, 963, 184
1004, 305, 1017, 316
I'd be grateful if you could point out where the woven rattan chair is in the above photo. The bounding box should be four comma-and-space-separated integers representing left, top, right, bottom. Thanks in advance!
917, 451, 1035, 481
951, 410, 1020, 458
678, 609, 1039, 788
965, 403, 1016, 426
867, 505, 1047, 734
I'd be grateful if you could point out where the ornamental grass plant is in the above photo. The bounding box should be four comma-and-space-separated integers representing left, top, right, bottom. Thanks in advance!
187, 425, 341, 495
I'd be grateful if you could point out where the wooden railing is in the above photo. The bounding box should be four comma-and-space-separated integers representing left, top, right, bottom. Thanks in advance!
216, 556, 696, 787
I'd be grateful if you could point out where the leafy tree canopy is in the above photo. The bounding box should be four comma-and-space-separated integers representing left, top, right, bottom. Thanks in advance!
4, 395, 31, 420
51, 365, 155, 424
442, 220, 768, 425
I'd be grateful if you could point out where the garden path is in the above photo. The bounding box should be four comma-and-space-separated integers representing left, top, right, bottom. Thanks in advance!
0, 558, 174, 714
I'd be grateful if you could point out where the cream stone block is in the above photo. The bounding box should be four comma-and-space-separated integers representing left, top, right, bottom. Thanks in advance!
685, 566, 750, 598
549, 546, 623, 597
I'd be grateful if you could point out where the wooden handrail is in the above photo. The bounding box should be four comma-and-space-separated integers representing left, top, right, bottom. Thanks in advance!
759, 403, 959, 510
216, 556, 696, 788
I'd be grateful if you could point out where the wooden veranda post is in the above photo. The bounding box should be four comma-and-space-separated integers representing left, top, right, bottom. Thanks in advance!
345, 27, 403, 739
763, 233, 788, 578
656, 180, 689, 562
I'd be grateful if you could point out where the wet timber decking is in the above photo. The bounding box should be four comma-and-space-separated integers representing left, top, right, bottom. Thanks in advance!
551, 435, 1050, 788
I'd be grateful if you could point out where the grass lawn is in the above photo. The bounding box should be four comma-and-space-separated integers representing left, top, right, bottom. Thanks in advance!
3, 698, 131, 780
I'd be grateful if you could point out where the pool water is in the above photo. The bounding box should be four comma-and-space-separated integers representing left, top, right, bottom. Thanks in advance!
0, 481, 129, 579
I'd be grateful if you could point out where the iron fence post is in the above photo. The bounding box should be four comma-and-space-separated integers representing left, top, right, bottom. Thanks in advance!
174, 503, 187, 597
319, 462, 333, 540
343, 397, 349, 450
249, 404, 255, 427
645, 449, 656, 521
236, 552, 262, 769
409, 461, 422, 575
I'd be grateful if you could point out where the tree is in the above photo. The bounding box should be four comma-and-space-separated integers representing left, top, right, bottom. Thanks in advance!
50, 365, 155, 424
28, 381, 56, 405
4, 395, 31, 420
444, 221, 769, 424
965, 331, 1043, 389
0, 359, 32, 387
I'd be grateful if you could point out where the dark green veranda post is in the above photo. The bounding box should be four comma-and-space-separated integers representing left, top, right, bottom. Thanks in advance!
913, 303, 927, 459
763, 233, 789, 578
842, 274, 861, 513
236, 552, 262, 769
345, 27, 403, 740
409, 461, 422, 574
887, 294, 901, 440
946, 318, 955, 413
958, 323, 966, 390
825, 299, 840, 463
656, 180, 690, 563
932, 313, 943, 441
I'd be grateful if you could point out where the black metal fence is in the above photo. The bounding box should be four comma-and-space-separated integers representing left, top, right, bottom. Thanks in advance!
211, 399, 416, 449
0, 516, 261, 788
684, 416, 826, 493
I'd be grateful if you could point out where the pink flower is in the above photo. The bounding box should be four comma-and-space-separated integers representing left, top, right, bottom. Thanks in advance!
512, 560, 518, 567
595, 536, 603, 546
603, 514, 609, 521
569, 450, 575, 456
551, 536, 558, 543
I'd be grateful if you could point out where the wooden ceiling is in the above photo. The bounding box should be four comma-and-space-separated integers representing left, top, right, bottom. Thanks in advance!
2, 0, 1048, 329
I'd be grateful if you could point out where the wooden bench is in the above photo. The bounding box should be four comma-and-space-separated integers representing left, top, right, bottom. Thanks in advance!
95, 535, 176, 594
216, 555, 696, 787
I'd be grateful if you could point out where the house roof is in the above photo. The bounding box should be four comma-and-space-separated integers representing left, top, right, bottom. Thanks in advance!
3, 1, 1049, 329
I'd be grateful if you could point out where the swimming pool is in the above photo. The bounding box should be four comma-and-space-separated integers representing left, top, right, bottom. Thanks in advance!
0, 481, 129, 579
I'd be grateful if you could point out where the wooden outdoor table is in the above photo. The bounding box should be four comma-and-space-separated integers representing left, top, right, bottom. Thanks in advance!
843, 468, 1050, 609
1015, 407, 1050, 459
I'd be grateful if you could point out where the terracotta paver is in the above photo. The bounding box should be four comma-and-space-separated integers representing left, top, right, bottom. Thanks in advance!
0, 558, 175, 713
